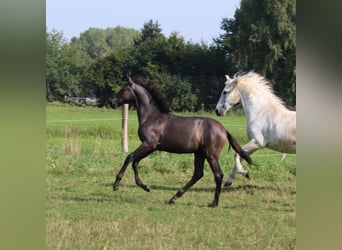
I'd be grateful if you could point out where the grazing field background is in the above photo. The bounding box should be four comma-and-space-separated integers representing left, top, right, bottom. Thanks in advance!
46, 103, 296, 249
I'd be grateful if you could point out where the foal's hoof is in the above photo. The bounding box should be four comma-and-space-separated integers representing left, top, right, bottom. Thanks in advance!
137, 181, 150, 192
168, 198, 176, 204
142, 185, 150, 192
208, 202, 218, 208
224, 181, 232, 187
113, 185, 119, 191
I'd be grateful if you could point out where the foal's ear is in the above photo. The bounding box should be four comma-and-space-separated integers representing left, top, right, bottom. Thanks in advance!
127, 75, 136, 87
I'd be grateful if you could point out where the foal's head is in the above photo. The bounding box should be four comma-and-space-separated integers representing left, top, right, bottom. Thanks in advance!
111, 76, 171, 113
215, 75, 240, 116
111, 77, 137, 109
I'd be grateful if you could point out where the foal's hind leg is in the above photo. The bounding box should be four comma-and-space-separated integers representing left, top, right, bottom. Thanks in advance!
206, 155, 224, 207
225, 139, 259, 186
169, 152, 205, 205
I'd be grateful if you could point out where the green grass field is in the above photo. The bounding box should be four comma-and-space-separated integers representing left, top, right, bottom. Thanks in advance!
46, 103, 296, 249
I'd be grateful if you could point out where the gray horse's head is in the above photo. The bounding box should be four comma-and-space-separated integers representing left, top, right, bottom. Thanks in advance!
215, 75, 240, 116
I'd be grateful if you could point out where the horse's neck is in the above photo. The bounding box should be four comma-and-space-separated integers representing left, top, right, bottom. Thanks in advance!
240, 91, 285, 123
134, 86, 161, 124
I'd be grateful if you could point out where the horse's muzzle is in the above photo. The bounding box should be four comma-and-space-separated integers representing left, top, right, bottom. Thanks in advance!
112, 102, 118, 109
215, 109, 223, 116
110, 97, 119, 109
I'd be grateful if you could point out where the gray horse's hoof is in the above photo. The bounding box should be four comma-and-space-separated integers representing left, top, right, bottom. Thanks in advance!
244, 171, 250, 180
224, 181, 232, 187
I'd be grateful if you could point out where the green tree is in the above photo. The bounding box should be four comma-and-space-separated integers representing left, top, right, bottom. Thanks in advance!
134, 20, 163, 45
105, 26, 140, 51
46, 28, 92, 101
46, 29, 62, 100
166, 76, 197, 112
129, 20, 230, 110
178, 42, 231, 110
130, 20, 168, 77
154, 73, 197, 112
46, 26, 141, 102
46, 29, 70, 101
76, 28, 109, 59
53, 19, 233, 111
73, 27, 140, 59
81, 56, 116, 106
81, 50, 133, 106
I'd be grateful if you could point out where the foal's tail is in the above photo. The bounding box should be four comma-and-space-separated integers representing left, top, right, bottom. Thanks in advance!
226, 131, 253, 165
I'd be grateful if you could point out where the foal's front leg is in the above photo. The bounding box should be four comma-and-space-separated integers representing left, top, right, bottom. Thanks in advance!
113, 142, 155, 191
225, 139, 260, 186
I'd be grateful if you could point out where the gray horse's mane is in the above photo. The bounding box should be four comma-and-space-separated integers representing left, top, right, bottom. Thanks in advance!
237, 71, 286, 109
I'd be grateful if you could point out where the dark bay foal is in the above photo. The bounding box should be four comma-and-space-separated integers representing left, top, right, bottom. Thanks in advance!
111, 77, 252, 207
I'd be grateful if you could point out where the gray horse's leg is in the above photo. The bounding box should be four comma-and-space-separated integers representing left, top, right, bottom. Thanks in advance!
225, 139, 260, 186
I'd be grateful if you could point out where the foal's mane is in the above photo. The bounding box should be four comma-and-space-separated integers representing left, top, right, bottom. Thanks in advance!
132, 77, 171, 113
237, 71, 286, 109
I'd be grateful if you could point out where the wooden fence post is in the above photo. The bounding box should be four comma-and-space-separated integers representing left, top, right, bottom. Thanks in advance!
121, 104, 129, 153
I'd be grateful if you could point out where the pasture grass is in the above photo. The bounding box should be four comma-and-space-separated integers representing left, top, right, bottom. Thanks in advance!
46, 103, 296, 249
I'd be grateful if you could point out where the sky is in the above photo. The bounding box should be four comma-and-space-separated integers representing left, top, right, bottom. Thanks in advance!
46, 0, 241, 44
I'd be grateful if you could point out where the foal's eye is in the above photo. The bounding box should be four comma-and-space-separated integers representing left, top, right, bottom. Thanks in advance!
223, 91, 228, 95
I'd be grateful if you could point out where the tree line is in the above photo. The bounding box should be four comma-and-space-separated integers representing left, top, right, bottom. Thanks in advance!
46, 0, 296, 111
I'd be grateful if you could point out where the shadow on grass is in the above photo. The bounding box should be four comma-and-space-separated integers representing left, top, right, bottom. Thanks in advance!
51, 182, 294, 211
49, 195, 115, 203
99, 181, 292, 194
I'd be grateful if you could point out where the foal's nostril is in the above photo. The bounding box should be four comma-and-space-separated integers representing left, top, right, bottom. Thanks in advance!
110, 99, 118, 109
215, 109, 219, 116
